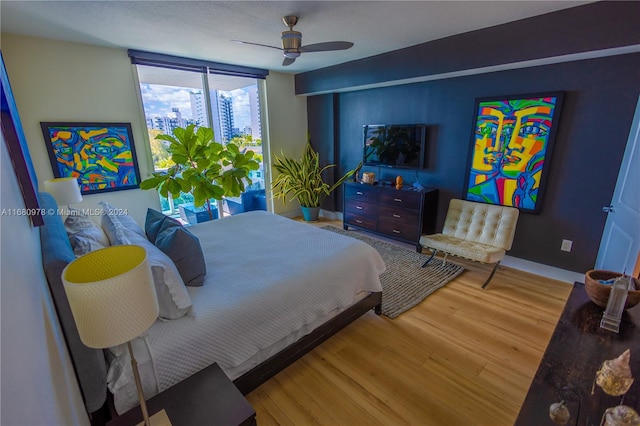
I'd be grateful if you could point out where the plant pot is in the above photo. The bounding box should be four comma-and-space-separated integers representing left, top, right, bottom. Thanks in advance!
301, 206, 320, 222
179, 203, 218, 225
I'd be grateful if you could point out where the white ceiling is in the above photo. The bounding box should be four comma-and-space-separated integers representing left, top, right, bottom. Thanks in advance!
1, 1, 592, 74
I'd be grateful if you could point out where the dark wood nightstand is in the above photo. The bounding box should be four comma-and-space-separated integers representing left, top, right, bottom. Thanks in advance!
107, 363, 256, 426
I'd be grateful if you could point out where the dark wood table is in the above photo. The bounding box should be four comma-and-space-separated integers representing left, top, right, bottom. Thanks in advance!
516, 282, 640, 425
107, 363, 256, 426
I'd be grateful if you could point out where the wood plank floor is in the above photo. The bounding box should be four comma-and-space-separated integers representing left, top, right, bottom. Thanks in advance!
246, 219, 573, 426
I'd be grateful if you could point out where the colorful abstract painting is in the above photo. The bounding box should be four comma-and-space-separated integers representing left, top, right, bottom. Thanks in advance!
464, 92, 564, 213
41, 122, 141, 194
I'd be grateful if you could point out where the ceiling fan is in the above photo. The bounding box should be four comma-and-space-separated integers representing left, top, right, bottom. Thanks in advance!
232, 16, 354, 66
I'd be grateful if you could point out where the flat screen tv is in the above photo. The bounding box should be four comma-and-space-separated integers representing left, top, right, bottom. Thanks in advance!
363, 124, 426, 169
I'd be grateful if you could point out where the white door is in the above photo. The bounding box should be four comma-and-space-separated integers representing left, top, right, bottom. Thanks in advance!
595, 95, 640, 273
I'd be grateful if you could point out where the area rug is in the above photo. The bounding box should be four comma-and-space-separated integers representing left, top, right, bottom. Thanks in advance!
321, 226, 464, 318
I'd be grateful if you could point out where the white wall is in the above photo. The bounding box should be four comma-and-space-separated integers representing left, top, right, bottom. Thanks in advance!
1, 34, 160, 225
263, 71, 308, 215
0, 133, 88, 425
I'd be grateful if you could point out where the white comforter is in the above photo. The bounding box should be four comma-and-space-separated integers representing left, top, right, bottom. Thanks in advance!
108, 211, 385, 413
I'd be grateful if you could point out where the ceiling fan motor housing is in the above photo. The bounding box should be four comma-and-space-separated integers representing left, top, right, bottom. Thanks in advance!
281, 30, 302, 58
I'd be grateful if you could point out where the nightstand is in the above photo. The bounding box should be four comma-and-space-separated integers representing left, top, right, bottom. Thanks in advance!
107, 363, 256, 426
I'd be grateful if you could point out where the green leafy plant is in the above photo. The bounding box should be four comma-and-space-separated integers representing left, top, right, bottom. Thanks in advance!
271, 143, 361, 208
141, 125, 260, 220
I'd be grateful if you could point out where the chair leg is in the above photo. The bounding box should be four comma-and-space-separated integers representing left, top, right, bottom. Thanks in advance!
421, 249, 438, 267
481, 261, 501, 289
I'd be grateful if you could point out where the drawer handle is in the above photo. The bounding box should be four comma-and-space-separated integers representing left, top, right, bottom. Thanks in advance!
356, 191, 363, 195
393, 214, 401, 218
394, 198, 403, 202
355, 220, 363, 224
392, 229, 401, 234
356, 206, 363, 210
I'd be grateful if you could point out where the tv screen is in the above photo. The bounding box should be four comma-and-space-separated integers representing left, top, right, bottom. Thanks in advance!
363, 124, 426, 169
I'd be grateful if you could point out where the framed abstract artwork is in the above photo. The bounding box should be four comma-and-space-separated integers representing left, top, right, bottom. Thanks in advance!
464, 92, 564, 213
41, 122, 141, 195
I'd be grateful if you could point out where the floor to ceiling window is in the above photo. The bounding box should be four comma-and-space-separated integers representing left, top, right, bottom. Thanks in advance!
130, 51, 268, 218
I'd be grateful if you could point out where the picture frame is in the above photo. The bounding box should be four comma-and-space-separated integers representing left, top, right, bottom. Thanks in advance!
41, 122, 142, 195
1, 52, 44, 226
464, 91, 564, 213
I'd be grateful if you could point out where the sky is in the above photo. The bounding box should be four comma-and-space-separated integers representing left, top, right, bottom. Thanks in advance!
140, 84, 252, 129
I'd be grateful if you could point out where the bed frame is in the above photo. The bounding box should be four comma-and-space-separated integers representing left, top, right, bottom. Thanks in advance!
233, 291, 381, 395
38, 192, 382, 425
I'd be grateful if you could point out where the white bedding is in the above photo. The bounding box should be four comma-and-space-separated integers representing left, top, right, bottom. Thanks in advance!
108, 211, 385, 413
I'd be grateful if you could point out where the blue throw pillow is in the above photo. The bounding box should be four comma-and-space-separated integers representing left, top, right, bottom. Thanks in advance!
155, 222, 207, 287
145, 208, 180, 244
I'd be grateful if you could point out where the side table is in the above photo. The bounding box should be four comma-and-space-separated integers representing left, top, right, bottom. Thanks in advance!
107, 363, 256, 426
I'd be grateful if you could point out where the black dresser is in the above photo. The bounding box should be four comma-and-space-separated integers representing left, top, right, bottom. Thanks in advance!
343, 181, 438, 251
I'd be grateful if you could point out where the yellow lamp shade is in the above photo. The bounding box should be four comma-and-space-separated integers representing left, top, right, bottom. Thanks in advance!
62, 245, 158, 349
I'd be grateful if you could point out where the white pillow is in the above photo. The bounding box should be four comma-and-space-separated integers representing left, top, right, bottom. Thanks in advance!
98, 201, 146, 243
65, 210, 110, 257
100, 203, 192, 320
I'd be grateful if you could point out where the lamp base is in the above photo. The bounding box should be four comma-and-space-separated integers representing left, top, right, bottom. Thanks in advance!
136, 409, 172, 426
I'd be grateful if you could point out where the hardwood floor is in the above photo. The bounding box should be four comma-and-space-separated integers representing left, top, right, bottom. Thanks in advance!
246, 219, 573, 425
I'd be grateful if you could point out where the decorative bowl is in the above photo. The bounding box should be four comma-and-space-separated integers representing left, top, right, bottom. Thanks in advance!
584, 270, 640, 309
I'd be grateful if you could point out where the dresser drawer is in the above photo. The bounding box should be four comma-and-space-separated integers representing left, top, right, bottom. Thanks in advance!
378, 220, 420, 242
379, 190, 421, 210
344, 212, 376, 230
345, 199, 377, 217
344, 183, 377, 202
378, 205, 420, 224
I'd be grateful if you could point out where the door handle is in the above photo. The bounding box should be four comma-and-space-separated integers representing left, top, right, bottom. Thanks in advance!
602, 205, 615, 213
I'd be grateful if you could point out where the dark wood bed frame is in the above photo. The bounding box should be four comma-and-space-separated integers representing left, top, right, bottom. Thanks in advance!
233, 291, 382, 394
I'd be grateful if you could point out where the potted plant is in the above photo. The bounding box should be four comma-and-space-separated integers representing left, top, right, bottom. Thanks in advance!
141, 124, 260, 221
271, 143, 361, 221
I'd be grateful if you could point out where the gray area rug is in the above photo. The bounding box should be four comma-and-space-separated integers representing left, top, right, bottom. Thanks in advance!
321, 226, 464, 318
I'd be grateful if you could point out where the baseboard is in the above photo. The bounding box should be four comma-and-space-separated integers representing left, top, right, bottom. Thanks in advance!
501, 255, 583, 284
319, 210, 342, 221
276, 209, 341, 221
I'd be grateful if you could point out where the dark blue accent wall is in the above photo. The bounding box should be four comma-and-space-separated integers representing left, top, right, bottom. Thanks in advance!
302, 2, 640, 273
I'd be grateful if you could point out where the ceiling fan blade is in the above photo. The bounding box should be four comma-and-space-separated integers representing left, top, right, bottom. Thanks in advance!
299, 41, 354, 53
231, 40, 282, 51
282, 57, 296, 66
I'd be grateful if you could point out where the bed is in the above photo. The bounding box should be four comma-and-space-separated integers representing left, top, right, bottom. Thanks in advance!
39, 192, 384, 423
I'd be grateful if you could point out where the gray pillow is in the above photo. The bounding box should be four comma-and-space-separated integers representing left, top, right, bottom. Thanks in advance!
155, 225, 207, 287
145, 208, 180, 244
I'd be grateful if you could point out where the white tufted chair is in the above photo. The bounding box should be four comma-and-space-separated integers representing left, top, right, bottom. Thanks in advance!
419, 199, 519, 288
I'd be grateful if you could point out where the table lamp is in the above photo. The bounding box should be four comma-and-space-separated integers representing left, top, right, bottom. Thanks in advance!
44, 177, 83, 210
62, 245, 170, 426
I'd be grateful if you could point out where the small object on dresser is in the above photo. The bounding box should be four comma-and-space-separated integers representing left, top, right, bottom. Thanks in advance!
412, 171, 424, 191
548, 400, 571, 425
602, 405, 640, 426
600, 274, 632, 333
362, 172, 376, 184
395, 175, 403, 189
584, 270, 640, 309
595, 348, 634, 396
